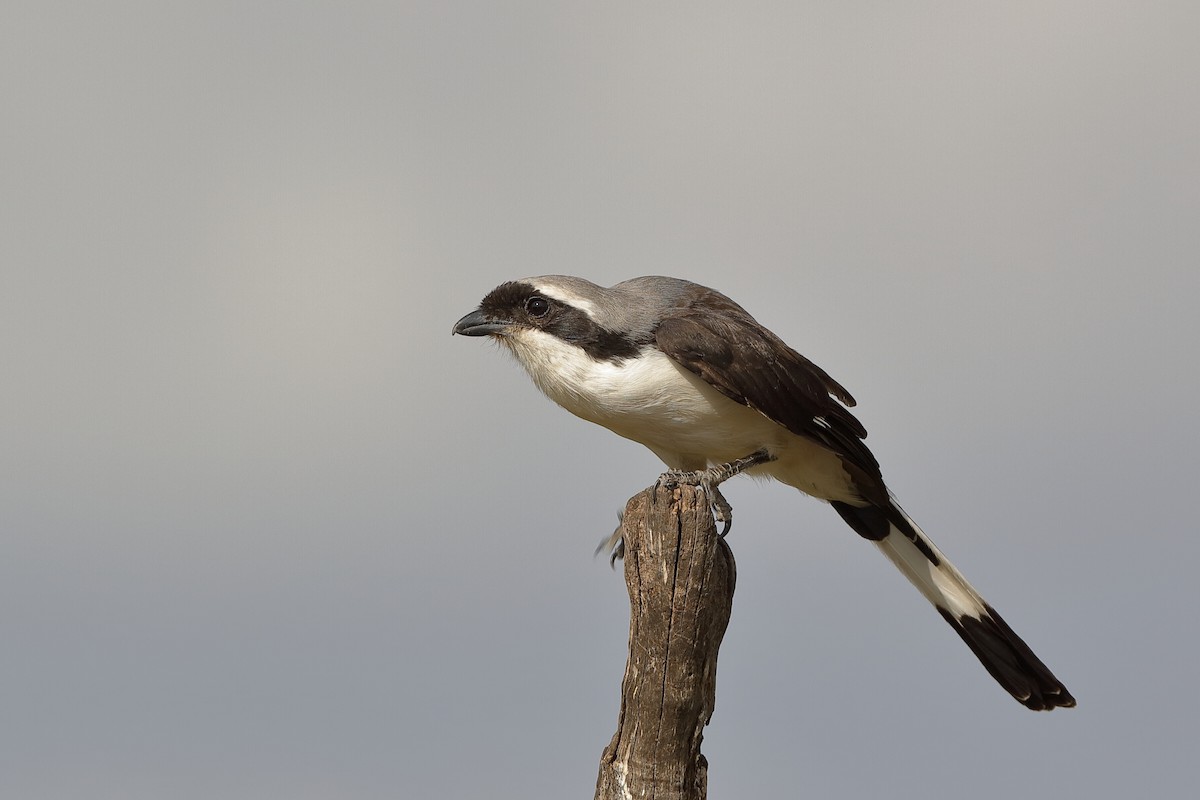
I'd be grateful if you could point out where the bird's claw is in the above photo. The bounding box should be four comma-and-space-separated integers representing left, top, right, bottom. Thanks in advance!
650, 450, 774, 540
594, 509, 625, 567
652, 469, 687, 498
704, 480, 734, 538
655, 467, 736, 537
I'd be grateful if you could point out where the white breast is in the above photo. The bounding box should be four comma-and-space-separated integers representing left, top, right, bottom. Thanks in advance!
502, 328, 788, 467
501, 327, 858, 500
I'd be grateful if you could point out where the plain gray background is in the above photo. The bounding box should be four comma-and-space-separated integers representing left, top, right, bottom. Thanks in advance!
3, 2, 1197, 798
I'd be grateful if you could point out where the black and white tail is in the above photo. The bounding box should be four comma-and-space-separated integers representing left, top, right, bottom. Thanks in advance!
833, 499, 1075, 710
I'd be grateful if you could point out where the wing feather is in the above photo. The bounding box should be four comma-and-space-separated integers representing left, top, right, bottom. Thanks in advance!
655, 307, 882, 483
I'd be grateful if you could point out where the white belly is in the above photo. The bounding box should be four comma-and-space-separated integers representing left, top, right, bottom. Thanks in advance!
503, 328, 859, 502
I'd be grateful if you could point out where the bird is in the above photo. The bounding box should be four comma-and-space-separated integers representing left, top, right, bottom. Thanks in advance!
452, 275, 1075, 711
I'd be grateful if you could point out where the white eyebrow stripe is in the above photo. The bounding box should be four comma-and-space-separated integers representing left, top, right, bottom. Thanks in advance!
530, 281, 598, 317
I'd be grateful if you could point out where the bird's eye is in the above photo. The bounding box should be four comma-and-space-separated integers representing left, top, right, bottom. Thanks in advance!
525, 296, 550, 317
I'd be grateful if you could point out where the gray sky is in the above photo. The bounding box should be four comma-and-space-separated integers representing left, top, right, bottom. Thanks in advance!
2, 2, 1197, 798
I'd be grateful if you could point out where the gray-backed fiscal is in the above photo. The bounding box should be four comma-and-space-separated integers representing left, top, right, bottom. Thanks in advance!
454, 275, 1075, 711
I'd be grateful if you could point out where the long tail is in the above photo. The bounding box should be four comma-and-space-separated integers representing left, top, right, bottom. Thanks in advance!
832, 499, 1075, 711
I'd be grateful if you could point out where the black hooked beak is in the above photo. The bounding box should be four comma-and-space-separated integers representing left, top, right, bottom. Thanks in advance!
452, 309, 511, 337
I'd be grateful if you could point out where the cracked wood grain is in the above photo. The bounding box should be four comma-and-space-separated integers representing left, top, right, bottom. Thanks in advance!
595, 483, 736, 800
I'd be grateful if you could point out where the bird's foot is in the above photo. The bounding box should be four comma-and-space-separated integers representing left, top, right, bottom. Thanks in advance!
594, 509, 625, 567
656, 469, 734, 535
655, 449, 775, 538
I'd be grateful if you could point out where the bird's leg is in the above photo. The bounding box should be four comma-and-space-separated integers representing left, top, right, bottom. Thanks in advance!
657, 449, 776, 537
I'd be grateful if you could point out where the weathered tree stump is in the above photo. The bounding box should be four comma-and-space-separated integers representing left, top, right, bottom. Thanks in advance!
595, 482, 737, 800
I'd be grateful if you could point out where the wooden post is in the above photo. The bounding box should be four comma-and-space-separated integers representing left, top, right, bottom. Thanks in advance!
595, 482, 737, 800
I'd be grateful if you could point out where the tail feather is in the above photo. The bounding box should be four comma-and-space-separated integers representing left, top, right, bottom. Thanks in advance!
835, 499, 1075, 710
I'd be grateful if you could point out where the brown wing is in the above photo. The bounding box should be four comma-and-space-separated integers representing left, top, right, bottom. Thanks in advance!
654, 306, 885, 485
